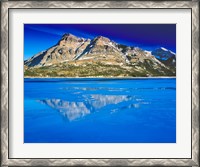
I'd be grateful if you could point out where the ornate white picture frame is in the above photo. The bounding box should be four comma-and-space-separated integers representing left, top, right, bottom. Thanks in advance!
1, 1, 199, 166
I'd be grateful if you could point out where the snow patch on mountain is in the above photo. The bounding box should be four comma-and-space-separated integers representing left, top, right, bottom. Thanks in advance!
169, 50, 175, 55
160, 47, 168, 51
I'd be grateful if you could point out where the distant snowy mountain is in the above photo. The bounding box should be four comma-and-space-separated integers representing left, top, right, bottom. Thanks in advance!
24, 33, 176, 77
151, 47, 175, 61
151, 47, 176, 67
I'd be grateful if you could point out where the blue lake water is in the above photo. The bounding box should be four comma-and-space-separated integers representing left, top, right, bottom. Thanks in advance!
24, 78, 176, 143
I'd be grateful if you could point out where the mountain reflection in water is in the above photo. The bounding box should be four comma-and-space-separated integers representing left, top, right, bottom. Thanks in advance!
25, 78, 176, 143
39, 94, 138, 121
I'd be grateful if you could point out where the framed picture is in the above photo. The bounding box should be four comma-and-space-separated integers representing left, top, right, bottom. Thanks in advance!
1, 0, 199, 166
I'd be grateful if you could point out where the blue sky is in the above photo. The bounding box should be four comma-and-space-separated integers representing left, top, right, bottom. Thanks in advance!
24, 24, 176, 60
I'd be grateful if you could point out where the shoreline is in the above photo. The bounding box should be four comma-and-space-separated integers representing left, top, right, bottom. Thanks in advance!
24, 76, 176, 79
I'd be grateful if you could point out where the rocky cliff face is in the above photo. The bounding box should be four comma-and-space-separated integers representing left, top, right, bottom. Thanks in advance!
24, 33, 176, 77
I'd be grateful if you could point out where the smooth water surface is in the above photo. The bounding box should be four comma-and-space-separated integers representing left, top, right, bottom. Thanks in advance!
24, 78, 176, 143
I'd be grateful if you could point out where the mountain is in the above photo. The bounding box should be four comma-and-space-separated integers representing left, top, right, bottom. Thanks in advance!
151, 47, 176, 67
24, 33, 176, 77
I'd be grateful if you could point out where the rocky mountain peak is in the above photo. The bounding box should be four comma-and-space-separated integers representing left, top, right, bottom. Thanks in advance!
24, 33, 176, 77
60, 33, 80, 43
97, 35, 110, 41
92, 36, 110, 45
62, 33, 76, 38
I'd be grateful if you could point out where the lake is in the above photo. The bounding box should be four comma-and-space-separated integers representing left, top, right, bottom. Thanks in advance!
24, 78, 176, 143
